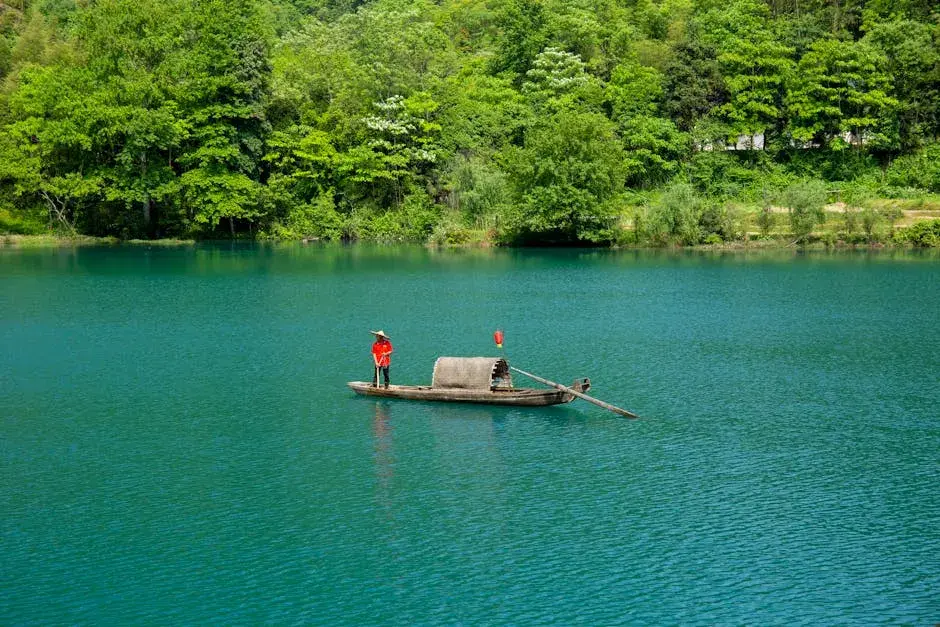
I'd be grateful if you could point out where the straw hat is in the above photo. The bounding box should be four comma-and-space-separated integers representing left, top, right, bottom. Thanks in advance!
370, 330, 390, 339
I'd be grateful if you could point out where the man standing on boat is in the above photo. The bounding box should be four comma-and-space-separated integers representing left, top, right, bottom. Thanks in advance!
371, 330, 393, 388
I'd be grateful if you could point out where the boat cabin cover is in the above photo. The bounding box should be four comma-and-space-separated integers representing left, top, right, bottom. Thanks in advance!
431, 357, 512, 390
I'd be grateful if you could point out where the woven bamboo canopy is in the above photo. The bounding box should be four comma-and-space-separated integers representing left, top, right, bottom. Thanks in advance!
431, 357, 512, 390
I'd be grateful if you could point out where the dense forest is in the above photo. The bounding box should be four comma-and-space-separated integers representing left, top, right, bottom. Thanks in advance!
0, 0, 938, 245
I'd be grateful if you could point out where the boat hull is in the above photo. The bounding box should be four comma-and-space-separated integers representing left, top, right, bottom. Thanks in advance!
347, 382, 576, 407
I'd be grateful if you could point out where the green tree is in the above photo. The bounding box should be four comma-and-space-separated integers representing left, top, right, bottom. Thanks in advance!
266, 18, 356, 127
607, 60, 662, 120
491, 0, 548, 82
786, 38, 897, 149
337, 2, 454, 99
663, 38, 727, 132
1, 0, 274, 238
619, 116, 687, 188
263, 125, 335, 207
170, 0, 273, 235
863, 20, 940, 149
861, 0, 937, 25
265, 1, 454, 223
607, 61, 687, 187
504, 109, 625, 243
6, 7, 74, 72
756, 205, 776, 237
0, 63, 99, 233
72, 0, 187, 236
860, 205, 881, 242
699, 0, 795, 142
438, 64, 530, 155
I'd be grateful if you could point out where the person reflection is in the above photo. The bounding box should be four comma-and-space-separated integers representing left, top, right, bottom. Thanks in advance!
372, 401, 395, 522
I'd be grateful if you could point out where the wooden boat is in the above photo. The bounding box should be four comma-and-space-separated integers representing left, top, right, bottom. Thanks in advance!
346, 381, 588, 406
348, 357, 590, 408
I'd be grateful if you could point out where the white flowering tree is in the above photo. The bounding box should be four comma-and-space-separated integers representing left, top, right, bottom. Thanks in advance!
521, 47, 591, 108
336, 93, 441, 206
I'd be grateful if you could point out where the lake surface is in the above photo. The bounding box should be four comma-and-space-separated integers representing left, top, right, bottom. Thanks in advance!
1, 244, 938, 624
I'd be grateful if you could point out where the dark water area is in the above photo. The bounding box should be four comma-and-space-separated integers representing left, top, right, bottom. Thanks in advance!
1, 244, 938, 624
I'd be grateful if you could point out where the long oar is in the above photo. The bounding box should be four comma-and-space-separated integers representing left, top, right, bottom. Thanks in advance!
510, 366, 639, 419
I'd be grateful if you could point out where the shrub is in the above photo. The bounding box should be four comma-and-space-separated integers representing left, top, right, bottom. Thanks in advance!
397, 193, 442, 241
266, 193, 344, 240
836, 183, 874, 237
780, 148, 879, 182
880, 203, 903, 231
686, 151, 760, 199
756, 206, 775, 237
430, 211, 476, 246
699, 202, 739, 241
860, 206, 882, 242
885, 144, 940, 193
841, 208, 858, 236
894, 220, 940, 247
0, 205, 47, 235
647, 182, 703, 245
703, 233, 723, 245
781, 179, 827, 243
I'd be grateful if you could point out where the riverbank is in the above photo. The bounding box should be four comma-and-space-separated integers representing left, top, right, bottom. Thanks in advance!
3, 204, 939, 249
5, 232, 936, 251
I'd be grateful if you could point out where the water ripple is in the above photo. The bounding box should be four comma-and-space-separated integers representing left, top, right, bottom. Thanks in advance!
2, 247, 938, 624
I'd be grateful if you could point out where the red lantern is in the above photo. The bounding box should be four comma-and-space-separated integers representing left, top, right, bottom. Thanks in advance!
493, 329, 504, 348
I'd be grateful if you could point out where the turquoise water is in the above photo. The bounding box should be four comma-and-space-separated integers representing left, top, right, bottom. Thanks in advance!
1, 244, 938, 624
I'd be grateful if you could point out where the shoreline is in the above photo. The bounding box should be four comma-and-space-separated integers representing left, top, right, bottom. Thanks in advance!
2, 233, 936, 251
4, 201, 938, 250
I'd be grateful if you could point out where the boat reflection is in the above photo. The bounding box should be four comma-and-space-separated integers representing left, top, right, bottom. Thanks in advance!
419, 401, 587, 430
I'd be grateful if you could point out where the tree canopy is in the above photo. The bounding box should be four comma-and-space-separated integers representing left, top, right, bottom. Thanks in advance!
0, 0, 937, 244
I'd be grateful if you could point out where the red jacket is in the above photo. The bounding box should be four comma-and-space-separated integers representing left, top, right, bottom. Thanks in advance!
371, 339, 393, 367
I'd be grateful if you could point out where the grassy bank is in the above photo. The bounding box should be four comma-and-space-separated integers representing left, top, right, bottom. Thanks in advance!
0, 234, 195, 248
430, 197, 940, 248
